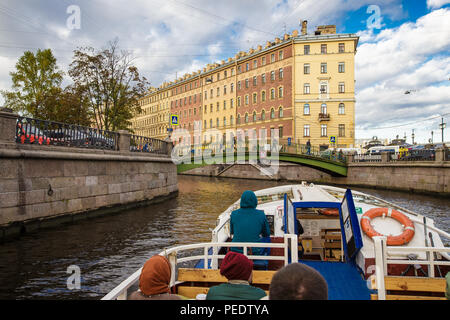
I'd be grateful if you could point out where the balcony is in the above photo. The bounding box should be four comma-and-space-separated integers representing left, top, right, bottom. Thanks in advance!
318, 113, 330, 121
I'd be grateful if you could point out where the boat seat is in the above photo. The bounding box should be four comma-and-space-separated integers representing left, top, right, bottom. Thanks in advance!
176, 268, 275, 299
370, 276, 447, 300
321, 228, 342, 261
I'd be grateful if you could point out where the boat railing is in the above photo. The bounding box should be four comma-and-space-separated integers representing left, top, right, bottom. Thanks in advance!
102, 234, 298, 300
370, 236, 450, 300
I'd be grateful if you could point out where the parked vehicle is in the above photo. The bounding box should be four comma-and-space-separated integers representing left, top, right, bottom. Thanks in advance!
16, 123, 51, 145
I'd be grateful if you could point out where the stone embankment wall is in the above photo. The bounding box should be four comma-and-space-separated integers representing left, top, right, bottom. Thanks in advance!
0, 109, 177, 240
181, 160, 450, 196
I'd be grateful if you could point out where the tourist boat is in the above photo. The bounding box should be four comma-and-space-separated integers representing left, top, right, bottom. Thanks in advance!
102, 182, 450, 300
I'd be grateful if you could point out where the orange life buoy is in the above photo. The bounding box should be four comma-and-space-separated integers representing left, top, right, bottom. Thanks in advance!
360, 207, 415, 246
318, 208, 339, 216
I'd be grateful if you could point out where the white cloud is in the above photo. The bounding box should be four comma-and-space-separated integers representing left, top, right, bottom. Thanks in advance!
427, 0, 450, 9
354, 8, 450, 142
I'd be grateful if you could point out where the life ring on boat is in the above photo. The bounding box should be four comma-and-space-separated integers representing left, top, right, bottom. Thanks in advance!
360, 208, 415, 246
318, 208, 339, 216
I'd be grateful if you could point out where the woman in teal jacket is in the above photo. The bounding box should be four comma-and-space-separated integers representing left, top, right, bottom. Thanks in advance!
230, 190, 271, 255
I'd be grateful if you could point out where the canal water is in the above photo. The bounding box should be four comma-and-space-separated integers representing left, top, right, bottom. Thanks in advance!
0, 175, 449, 299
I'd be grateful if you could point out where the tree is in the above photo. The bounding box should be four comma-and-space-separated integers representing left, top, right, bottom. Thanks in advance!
1, 49, 64, 118
68, 39, 149, 132
39, 85, 92, 127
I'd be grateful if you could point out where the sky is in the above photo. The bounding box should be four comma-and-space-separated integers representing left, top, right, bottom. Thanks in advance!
0, 0, 449, 144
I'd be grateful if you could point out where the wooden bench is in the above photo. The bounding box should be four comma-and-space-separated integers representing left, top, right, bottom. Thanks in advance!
176, 268, 276, 299
370, 276, 447, 300
321, 228, 342, 261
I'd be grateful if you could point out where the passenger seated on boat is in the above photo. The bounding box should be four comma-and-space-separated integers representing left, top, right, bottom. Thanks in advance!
269, 263, 328, 300
128, 255, 183, 300
230, 190, 271, 256
206, 251, 267, 300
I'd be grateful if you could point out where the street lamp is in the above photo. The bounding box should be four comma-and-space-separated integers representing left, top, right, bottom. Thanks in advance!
439, 117, 446, 143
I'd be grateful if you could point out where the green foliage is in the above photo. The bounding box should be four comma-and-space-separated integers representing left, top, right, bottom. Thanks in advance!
68, 39, 148, 132
1, 49, 63, 118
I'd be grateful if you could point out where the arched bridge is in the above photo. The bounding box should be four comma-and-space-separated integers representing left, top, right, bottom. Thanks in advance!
177, 144, 348, 177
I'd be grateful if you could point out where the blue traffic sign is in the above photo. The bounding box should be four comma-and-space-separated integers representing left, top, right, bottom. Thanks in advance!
330, 136, 336, 144
171, 115, 179, 126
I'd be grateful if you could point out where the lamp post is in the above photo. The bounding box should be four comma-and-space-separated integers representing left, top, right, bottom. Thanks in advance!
439, 117, 446, 143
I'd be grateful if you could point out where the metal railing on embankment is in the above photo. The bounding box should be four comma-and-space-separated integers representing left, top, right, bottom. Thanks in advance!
9, 113, 169, 155
16, 116, 119, 150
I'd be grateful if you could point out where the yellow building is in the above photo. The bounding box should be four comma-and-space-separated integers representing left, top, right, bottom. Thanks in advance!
131, 21, 359, 150
293, 24, 358, 149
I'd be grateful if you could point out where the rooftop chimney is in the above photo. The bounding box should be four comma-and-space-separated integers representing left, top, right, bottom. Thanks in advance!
301, 20, 308, 35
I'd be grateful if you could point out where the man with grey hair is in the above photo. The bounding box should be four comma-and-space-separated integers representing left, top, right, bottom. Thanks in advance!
269, 263, 328, 300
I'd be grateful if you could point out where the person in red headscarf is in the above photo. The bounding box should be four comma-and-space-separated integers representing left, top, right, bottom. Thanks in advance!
129, 255, 182, 300
206, 251, 267, 300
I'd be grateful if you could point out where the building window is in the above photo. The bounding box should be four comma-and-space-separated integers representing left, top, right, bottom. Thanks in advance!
224, 70, 227, 78
270, 88, 275, 100
230, 115, 234, 125
339, 124, 345, 137
253, 93, 257, 104
237, 96, 241, 107
245, 79, 249, 88
237, 114, 241, 124
262, 74, 266, 84
231, 98, 234, 108
304, 45, 310, 55
245, 95, 249, 105
339, 103, 345, 114
245, 113, 249, 123
320, 84, 328, 94
279, 68, 284, 79
238, 81, 241, 90
204, 120, 207, 129
262, 56, 266, 65
304, 63, 310, 74
204, 105, 207, 114
224, 85, 227, 95
231, 68, 235, 76
238, 66, 241, 73
321, 124, 327, 137
231, 83, 234, 93
253, 60, 257, 68
271, 53, 275, 63
279, 50, 284, 60
271, 71, 275, 81
338, 62, 345, 73
304, 83, 310, 94
303, 104, 310, 115
279, 107, 283, 118
321, 103, 327, 114
217, 102, 220, 111
223, 117, 227, 127
223, 100, 227, 110
339, 82, 345, 93
271, 108, 275, 119
253, 111, 257, 122
210, 119, 213, 128
253, 76, 257, 86
321, 44, 327, 54
261, 109, 266, 121
304, 125, 310, 137
321, 63, 327, 74
279, 126, 283, 138
217, 118, 220, 127
261, 90, 266, 102
278, 86, 284, 98
246, 63, 249, 71
339, 43, 345, 53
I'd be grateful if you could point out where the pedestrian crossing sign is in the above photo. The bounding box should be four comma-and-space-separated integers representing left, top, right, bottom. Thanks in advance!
330, 136, 336, 144
170, 115, 179, 126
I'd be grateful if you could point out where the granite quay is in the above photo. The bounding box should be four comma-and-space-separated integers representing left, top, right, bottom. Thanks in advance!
0, 108, 177, 241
